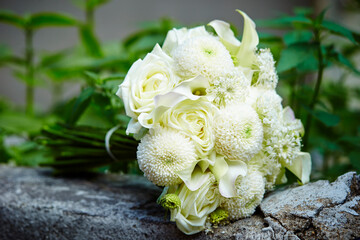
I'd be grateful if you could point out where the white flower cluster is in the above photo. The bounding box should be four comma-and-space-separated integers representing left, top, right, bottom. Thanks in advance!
117, 10, 312, 235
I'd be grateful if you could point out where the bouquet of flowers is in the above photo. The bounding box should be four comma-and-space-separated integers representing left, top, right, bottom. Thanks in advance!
117, 10, 311, 235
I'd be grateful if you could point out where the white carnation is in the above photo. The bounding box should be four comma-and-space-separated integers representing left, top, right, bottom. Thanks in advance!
172, 35, 234, 81
137, 128, 197, 186
207, 69, 250, 107
220, 170, 265, 220
214, 104, 263, 161
252, 48, 278, 89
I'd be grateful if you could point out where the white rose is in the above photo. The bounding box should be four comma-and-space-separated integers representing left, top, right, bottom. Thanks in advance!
169, 173, 220, 235
159, 98, 217, 157
116, 44, 179, 134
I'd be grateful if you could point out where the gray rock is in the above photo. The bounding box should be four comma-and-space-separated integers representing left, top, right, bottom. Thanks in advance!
0, 165, 359, 240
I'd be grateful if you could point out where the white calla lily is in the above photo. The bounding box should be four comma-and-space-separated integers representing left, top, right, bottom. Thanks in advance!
208, 20, 240, 54
218, 159, 247, 198
208, 153, 248, 198
208, 10, 259, 68
177, 163, 209, 191
235, 9, 259, 67
284, 152, 311, 184
209, 154, 228, 180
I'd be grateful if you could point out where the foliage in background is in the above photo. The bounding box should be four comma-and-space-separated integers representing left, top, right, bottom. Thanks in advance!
0, 0, 179, 173
257, 7, 360, 180
0, 2, 359, 179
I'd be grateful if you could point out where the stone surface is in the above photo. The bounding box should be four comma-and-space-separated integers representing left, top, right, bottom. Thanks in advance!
0, 165, 359, 240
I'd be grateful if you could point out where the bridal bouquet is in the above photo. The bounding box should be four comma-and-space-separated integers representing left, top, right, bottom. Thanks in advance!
117, 10, 311, 235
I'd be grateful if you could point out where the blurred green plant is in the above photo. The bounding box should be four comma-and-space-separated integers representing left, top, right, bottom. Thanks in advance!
257, 7, 360, 180
0, 0, 178, 172
0, 10, 78, 115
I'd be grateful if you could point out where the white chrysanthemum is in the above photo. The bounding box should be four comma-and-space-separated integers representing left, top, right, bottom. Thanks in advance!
172, 35, 234, 80
254, 90, 282, 128
207, 69, 250, 107
248, 151, 282, 190
137, 128, 197, 186
220, 170, 265, 220
214, 104, 263, 161
252, 48, 278, 89
264, 127, 301, 165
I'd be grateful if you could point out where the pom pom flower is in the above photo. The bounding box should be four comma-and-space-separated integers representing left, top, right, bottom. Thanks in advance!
117, 9, 311, 235
214, 104, 263, 161
137, 128, 197, 186
172, 35, 234, 81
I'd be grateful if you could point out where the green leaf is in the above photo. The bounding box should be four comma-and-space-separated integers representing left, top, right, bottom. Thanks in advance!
296, 53, 318, 72
38, 50, 68, 68
294, 7, 313, 17
86, 0, 109, 9
321, 20, 357, 44
0, 111, 44, 134
276, 43, 317, 72
71, 0, 109, 10
84, 71, 100, 85
353, 32, 360, 44
314, 8, 328, 26
101, 73, 126, 81
339, 136, 360, 147
330, 50, 360, 75
0, 44, 13, 65
79, 25, 103, 57
128, 34, 165, 53
283, 30, 313, 46
256, 16, 312, 28
0, 10, 25, 28
313, 110, 340, 127
349, 151, 360, 172
28, 12, 78, 29
66, 87, 95, 125
302, 105, 340, 127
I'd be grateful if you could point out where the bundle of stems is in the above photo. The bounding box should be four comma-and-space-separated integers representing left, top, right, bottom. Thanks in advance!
39, 123, 138, 173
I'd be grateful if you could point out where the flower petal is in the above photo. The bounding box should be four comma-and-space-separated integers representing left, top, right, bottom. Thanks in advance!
151, 75, 210, 124
174, 212, 206, 235
235, 10, 259, 67
219, 160, 247, 198
285, 152, 311, 184
125, 118, 142, 135
208, 20, 240, 54
178, 163, 208, 191
209, 154, 228, 181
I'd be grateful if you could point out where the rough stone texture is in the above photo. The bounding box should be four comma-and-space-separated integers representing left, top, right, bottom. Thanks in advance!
0, 165, 359, 240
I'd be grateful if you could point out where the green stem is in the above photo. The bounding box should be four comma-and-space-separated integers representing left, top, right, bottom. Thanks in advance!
85, 4, 94, 30
25, 28, 34, 116
303, 29, 324, 150
289, 74, 298, 110
52, 82, 63, 106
